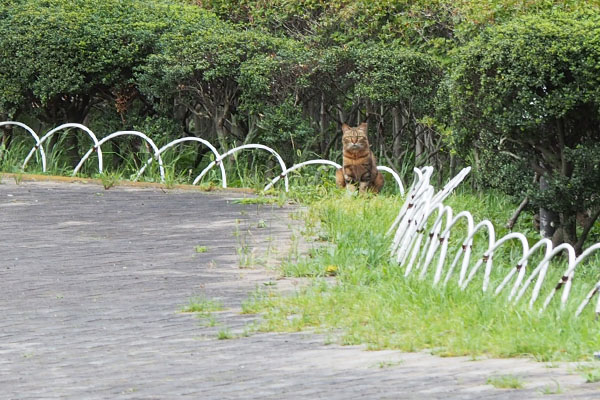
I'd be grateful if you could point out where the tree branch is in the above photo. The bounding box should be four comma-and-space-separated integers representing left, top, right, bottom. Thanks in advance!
529, 160, 549, 177
505, 197, 529, 230
575, 207, 600, 255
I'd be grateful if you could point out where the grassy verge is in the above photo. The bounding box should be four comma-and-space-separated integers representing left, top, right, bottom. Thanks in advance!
245, 191, 600, 362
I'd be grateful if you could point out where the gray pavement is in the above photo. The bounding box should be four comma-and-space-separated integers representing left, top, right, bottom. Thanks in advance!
1, 178, 599, 399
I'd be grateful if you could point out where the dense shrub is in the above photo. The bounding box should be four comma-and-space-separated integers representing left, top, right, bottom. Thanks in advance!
0, 0, 201, 122
448, 11, 600, 250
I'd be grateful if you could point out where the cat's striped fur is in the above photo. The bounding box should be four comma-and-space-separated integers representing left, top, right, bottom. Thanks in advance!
335, 122, 384, 193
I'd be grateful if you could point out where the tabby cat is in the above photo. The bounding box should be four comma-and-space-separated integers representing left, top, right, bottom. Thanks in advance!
335, 122, 384, 193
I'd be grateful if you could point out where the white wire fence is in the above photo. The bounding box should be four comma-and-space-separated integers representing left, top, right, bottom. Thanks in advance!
0, 121, 404, 194
389, 166, 600, 318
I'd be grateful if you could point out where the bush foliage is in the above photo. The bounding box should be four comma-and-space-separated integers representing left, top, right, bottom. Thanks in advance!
449, 11, 600, 250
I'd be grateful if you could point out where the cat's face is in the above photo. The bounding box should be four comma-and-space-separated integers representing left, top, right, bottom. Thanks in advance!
342, 123, 369, 152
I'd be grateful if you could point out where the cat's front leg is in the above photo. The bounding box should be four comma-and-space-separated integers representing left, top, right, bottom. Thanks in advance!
344, 174, 358, 193
344, 173, 356, 186
335, 168, 346, 188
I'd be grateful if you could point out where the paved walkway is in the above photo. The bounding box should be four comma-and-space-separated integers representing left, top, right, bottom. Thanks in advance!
1, 178, 599, 399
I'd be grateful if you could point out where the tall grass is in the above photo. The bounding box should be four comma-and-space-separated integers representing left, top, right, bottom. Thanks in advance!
0, 139, 41, 173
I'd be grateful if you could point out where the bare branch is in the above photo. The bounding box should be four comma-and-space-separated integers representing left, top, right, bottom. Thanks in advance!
505, 197, 529, 230
575, 207, 600, 255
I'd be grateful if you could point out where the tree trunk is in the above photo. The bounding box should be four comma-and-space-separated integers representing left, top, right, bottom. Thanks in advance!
449, 153, 456, 179
0, 125, 13, 162
214, 106, 229, 152
415, 124, 424, 166
214, 104, 234, 170
191, 111, 216, 169
471, 147, 480, 190
552, 212, 577, 248
392, 107, 402, 159
319, 92, 326, 155
539, 175, 559, 239
64, 134, 81, 169
243, 114, 259, 145
108, 140, 123, 171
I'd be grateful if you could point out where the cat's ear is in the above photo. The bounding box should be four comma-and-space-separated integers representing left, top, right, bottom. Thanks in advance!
358, 122, 368, 134
342, 123, 350, 133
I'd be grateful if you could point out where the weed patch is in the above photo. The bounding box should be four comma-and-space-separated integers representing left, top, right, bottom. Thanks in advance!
217, 329, 234, 340
180, 296, 224, 314
233, 196, 283, 206
98, 171, 121, 190
194, 245, 208, 253
576, 363, 600, 383
486, 375, 524, 389
539, 379, 562, 395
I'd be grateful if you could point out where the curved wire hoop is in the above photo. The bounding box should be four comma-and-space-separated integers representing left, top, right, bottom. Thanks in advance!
22, 123, 103, 174
0, 121, 47, 172
135, 137, 226, 186
76, 131, 164, 181
192, 144, 289, 191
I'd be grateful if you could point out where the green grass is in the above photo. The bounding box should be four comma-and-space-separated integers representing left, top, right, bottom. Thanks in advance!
245, 191, 600, 361
194, 245, 208, 253
232, 196, 283, 206
180, 296, 224, 314
98, 171, 121, 190
13, 172, 23, 185
539, 379, 562, 395
576, 363, 600, 382
217, 328, 234, 340
486, 375, 525, 389
376, 360, 404, 369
